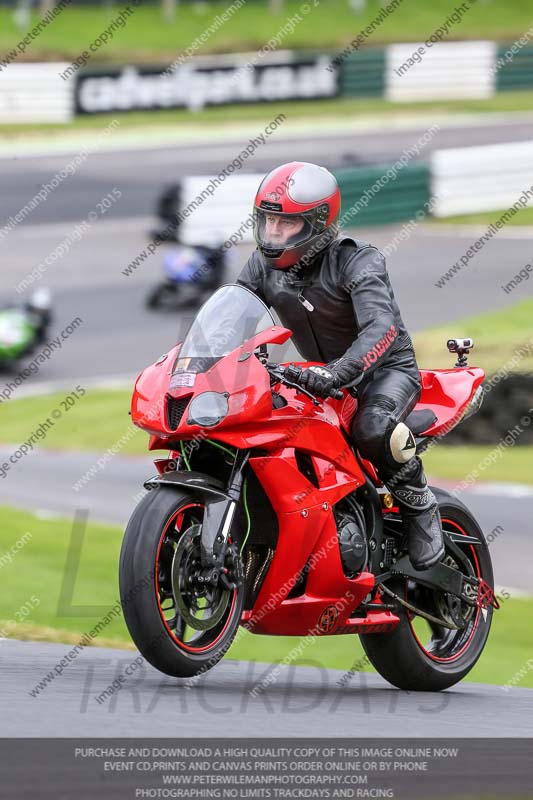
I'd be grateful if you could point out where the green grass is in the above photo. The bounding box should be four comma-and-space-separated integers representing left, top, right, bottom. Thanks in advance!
0, 506, 128, 642
1, 1, 532, 63
0, 387, 142, 455
424, 443, 533, 485
432, 206, 533, 226
2, 386, 532, 484
413, 297, 533, 375
2, 90, 533, 139
0, 506, 530, 687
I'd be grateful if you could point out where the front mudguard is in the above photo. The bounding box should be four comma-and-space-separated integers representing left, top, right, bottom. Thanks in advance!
144, 471, 239, 568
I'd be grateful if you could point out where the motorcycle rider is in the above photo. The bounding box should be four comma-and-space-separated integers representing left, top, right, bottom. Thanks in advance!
0, 288, 52, 351
23, 288, 52, 344
237, 161, 444, 571
151, 181, 227, 296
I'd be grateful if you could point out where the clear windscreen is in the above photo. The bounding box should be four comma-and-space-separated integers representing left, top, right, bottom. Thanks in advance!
173, 284, 274, 373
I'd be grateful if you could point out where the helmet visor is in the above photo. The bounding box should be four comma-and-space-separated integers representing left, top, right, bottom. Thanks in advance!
253, 207, 325, 253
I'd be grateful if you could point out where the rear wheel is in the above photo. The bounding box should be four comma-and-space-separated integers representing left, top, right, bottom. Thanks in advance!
360, 489, 495, 691
119, 485, 244, 678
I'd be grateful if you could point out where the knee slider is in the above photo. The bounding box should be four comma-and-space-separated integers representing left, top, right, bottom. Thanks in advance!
388, 421, 417, 464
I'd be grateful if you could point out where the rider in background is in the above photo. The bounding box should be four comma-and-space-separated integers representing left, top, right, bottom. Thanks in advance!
0, 288, 52, 345
23, 288, 52, 344
237, 161, 444, 572
153, 181, 226, 292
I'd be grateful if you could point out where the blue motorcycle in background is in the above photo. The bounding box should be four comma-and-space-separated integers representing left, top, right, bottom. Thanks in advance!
146, 182, 228, 310
145, 243, 227, 310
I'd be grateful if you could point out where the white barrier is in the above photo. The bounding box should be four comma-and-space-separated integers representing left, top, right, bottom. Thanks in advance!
0, 64, 74, 123
179, 174, 262, 246
386, 41, 496, 102
431, 139, 533, 216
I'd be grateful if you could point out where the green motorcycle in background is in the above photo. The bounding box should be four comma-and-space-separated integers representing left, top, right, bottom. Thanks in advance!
0, 290, 52, 372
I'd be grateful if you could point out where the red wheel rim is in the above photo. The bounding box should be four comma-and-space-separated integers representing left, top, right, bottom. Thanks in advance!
407, 517, 483, 664
154, 503, 237, 654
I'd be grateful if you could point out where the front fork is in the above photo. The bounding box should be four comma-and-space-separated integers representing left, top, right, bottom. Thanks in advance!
147, 449, 250, 590
198, 449, 250, 589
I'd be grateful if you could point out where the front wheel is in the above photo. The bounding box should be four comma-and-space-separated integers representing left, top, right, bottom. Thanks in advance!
360, 489, 495, 691
119, 485, 244, 678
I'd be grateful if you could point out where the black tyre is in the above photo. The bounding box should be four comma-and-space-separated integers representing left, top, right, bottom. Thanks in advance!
360, 488, 495, 691
119, 485, 244, 678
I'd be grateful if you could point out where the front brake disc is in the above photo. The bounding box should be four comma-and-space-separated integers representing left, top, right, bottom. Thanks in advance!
171, 524, 230, 631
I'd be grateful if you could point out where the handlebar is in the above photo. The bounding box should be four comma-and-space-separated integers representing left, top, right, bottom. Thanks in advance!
267, 363, 344, 402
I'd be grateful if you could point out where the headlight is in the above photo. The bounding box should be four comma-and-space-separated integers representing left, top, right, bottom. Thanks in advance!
187, 392, 229, 427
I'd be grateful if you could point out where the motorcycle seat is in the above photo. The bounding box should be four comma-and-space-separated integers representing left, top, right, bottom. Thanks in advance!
404, 408, 437, 434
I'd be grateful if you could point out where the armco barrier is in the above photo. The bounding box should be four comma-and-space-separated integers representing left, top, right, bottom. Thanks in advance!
339, 48, 385, 98
179, 174, 261, 245
0, 64, 74, 123
431, 139, 533, 217
497, 44, 533, 91
177, 162, 432, 245
386, 41, 496, 102
335, 162, 431, 226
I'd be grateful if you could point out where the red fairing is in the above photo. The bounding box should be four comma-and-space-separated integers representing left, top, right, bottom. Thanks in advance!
131, 342, 183, 443
131, 318, 486, 640
338, 392, 358, 432
414, 367, 485, 436
133, 328, 294, 448
246, 462, 373, 635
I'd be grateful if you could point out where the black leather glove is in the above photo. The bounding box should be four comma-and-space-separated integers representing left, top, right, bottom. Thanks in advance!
299, 365, 341, 399
325, 357, 364, 389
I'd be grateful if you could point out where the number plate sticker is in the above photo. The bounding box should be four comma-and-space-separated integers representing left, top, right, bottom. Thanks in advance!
170, 372, 196, 389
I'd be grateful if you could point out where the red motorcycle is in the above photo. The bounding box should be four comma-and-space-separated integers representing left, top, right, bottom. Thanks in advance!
119, 284, 498, 691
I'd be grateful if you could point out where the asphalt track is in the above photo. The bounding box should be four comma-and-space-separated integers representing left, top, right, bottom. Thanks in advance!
4, 639, 533, 737
3, 114, 533, 226
1, 216, 532, 386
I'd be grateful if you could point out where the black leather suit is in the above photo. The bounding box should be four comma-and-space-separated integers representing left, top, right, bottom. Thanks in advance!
237, 235, 424, 483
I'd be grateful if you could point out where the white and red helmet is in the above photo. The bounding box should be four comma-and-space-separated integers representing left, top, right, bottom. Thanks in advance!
253, 161, 341, 269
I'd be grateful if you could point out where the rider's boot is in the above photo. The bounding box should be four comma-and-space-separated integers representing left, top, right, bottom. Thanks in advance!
387, 457, 445, 571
